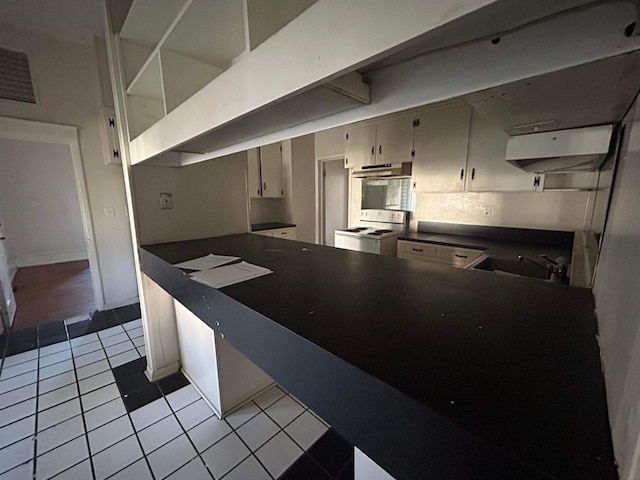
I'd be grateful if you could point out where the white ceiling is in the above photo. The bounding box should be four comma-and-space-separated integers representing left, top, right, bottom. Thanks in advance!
0, 0, 106, 45
463, 51, 640, 135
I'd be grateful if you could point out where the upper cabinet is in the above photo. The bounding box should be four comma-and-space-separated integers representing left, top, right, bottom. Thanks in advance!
344, 115, 415, 169
344, 124, 375, 169
247, 143, 283, 199
411, 104, 542, 193
412, 104, 471, 192
465, 111, 541, 192
259, 143, 284, 198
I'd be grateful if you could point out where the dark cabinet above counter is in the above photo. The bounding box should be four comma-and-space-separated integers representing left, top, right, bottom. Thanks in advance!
140, 234, 615, 480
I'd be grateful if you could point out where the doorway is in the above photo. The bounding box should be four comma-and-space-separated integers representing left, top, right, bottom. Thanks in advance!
319, 158, 349, 246
0, 117, 103, 332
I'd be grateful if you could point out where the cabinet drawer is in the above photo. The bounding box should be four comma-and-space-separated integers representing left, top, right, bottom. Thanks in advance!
252, 230, 273, 237
397, 240, 438, 261
270, 227, 296, 240
437, 246, 483, 268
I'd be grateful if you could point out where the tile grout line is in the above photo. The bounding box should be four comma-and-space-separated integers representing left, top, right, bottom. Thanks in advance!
101, 333, 158, 480
65, 322, 98, 480
161, 389, 216, 480
31, 326, 42, 479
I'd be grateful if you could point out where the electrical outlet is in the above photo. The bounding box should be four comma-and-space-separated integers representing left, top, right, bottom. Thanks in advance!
160, 192, 173, 209
103, 206, 116, 218
483, 206, 492, 217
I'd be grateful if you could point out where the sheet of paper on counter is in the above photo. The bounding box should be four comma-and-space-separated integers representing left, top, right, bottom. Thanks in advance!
189, 261, 273, 288
173, 253, 240, 271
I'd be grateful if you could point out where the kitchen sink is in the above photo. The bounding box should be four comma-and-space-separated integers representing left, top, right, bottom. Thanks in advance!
472, 257, 551, 280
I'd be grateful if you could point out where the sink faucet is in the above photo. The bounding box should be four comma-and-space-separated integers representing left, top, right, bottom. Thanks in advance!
517, 255, 568, 284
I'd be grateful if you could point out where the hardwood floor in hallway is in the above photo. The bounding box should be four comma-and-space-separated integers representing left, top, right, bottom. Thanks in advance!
11, 260, 95, 330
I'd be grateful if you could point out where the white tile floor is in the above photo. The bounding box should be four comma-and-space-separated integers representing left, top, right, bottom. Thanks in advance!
0, 319, 328, 479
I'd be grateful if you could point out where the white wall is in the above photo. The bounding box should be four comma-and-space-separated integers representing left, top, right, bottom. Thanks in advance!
0, 138, 87, 267
593, 99, 640, 480
414, 191, 592, 231
0, 22, 137, 308
132, 152, 250, 245
291, 135, 316, 243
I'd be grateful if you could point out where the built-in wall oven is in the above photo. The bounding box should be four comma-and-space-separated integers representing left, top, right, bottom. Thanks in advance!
334, 209, 410, 256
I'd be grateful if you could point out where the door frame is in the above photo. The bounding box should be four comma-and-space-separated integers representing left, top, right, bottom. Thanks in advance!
316, 155, 349, 246
0, 116, 105, 310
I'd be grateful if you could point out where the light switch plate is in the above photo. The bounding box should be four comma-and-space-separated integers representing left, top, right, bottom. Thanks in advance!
160, 192, 173, 209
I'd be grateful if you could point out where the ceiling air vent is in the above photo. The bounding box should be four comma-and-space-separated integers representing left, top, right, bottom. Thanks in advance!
0, 47, 36, 104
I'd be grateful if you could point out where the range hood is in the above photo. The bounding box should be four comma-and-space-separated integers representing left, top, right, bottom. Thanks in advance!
352, 162, 412, 178
505, 125, 614, 173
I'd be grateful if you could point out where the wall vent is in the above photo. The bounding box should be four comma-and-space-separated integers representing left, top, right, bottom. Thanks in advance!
0, 47, 36, 104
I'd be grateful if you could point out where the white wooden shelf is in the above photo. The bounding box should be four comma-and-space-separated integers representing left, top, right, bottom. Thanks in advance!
120, 0, 188, 49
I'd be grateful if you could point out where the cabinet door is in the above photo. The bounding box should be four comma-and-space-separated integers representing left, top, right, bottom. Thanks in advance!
465, 112, 539, 192
345, 124, 376, 168
247, 148, 262, 198
412, 104, 471, 192
376, 115, 415, 164
260, 143, 283, 198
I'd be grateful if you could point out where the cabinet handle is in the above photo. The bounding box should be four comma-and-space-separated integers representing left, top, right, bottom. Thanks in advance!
371, 146, 375, 156
412, 248, 423, 252
460, 169, 465, 180
345, 158, 349, 165
379, 145, 382, 155
454, 254, 468, 258
471, 168, 476, 180
263, 182, 267, 191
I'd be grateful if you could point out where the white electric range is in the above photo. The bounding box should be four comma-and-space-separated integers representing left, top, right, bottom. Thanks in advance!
334, 209, 410, 256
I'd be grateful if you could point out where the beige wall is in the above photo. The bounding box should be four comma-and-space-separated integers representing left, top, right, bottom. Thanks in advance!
132, 153, 250, 245
593, 98, 640, 480
414, 190, 593, 231
0, 22, 137, 308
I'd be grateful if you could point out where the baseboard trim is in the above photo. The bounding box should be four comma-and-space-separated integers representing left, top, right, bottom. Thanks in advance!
144, 361, 180, 382
15, 251, 88, 267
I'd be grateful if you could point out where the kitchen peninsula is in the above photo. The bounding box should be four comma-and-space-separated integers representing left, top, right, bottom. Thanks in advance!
140, 233, 615, 480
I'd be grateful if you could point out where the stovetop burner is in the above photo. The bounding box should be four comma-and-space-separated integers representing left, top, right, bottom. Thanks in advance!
367, 229, 394, 236
345, 227, 369, 233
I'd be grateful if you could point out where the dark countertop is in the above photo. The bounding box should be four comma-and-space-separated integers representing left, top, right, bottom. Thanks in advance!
251, 222, 296, 231
399, 231, 572, 264
140, 234, 616, 480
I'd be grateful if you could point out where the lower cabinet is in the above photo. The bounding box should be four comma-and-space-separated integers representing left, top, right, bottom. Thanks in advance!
398, 240, 484, 269
174, 300, 274, 418
253, 226, 297, 240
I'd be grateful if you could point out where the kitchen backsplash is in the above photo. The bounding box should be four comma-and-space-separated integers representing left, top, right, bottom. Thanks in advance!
413, 190, 594, 232
250, 197, 288, 225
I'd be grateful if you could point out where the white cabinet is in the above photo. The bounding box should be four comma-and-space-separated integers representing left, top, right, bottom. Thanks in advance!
411, 105, 545, 193
344, 116, 414, 169
465, 111, 540, 192
253, 227, 297, 240
259, 143, 284, 198
411, 104, 471, 192
247, 148, 262, 198
344, 124, 375, 169
398, 240, 484, 269
247, 143, 284, 198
